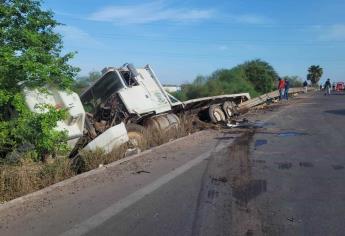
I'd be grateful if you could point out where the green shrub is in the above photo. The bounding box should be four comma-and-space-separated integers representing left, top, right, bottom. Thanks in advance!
0, 93, 69, 162
173, 59, 277, 101
239, 59, 278, 94
0, 0, 79, 161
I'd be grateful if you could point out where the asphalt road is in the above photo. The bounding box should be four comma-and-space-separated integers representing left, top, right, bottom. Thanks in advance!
84, 91, 345, 236
1, 91, 345, 236
249, 91, 345, 236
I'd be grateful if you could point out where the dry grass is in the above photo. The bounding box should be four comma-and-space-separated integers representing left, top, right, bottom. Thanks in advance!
74, 145, 127, 173
0, 158, 74, 202
142, 114, 201, 149
0, 114, 204, 202
39, 157, 75, 187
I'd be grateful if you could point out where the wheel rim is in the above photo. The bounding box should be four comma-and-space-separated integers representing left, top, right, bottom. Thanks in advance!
226, 108, 232, 117
213, 111, 222, 121
127, 132, 144, 148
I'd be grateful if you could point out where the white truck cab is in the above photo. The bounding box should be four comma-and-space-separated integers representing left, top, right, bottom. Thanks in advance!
80, 64, 172, 116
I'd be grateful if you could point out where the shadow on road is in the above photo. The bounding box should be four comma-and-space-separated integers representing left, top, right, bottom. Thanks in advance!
330, 93, 345, 96
325, 109, 345, 116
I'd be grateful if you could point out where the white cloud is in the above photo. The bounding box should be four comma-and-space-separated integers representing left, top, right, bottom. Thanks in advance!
56, 25, 101, 46
231, 14, 272, 25
218, 45, 229, 51
88, 2, 213, 24
320, 24, 345, 41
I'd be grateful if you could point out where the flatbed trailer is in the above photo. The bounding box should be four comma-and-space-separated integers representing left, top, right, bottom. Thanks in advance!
172, 93, 250, 113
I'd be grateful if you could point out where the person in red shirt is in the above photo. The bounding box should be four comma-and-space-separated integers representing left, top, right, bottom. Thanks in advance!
278, 78, 285, 100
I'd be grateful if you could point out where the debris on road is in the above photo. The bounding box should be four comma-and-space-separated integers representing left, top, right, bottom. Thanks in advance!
134, 170, 151, 174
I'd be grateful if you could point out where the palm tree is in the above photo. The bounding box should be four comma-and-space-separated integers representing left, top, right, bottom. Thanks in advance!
307, 65, 323, 85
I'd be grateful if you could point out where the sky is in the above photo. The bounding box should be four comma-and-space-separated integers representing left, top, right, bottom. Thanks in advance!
42, 0, 345, 85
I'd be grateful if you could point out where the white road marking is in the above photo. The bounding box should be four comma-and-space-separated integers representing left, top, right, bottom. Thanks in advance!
61, 142, 228, 236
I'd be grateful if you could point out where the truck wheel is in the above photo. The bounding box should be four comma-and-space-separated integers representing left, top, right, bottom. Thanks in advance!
208, 105, 226, 123
222, 101, 235, 118
144, 114, 181, 131
126, 124, 145, 149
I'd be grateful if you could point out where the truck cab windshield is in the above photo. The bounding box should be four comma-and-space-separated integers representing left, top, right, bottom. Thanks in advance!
120, 70, 139, 87
81, 71, 124, 112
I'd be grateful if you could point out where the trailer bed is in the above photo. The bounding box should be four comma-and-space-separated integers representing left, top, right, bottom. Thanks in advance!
170, 93, 250, 113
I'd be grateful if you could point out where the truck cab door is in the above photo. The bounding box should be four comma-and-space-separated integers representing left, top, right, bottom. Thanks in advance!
118, 85, 156, 114
117, 70, 156, 114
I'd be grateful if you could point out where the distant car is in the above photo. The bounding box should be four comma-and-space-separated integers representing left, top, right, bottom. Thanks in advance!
336, 82, 345, 91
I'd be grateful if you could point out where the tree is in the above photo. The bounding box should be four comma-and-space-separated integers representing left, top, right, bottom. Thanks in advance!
176, 59, 279, 101
307, 65, 323, 85
174, 64, 261, 101
0, 0, 79, 161
239, 59, 278, 94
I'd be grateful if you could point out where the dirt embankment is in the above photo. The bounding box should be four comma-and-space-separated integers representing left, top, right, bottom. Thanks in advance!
0, 115, 208, 203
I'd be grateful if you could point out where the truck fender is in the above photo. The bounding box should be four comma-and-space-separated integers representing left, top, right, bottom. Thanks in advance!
83, 123, 129, 154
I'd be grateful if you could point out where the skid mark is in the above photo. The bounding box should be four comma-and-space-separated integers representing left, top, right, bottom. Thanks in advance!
276, 162, 292, 169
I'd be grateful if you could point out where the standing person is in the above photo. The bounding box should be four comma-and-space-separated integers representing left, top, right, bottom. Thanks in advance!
324, 78, 331, 96
278, 78, 285, 100
284, 78, 290, 100
319, 84, 322, 91
303, 80, 308, 93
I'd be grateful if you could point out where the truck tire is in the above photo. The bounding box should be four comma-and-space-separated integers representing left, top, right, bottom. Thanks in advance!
208, 105, 226, 123
144, 114, 180, 131
222, 101, 235, 118
165, 113, 180, 130
126, 124, 145, 149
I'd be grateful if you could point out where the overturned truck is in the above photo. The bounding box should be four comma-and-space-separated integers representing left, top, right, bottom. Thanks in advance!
24, 64, 250, 157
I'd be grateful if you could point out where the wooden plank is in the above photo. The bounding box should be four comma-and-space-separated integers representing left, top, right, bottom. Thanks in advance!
239, 87, 309, 111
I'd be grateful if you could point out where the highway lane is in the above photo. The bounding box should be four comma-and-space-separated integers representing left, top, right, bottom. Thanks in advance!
0, 129, 239, 236
249, 91, 345, 235
84, 92, 345, 236
1, 91, 345, 236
